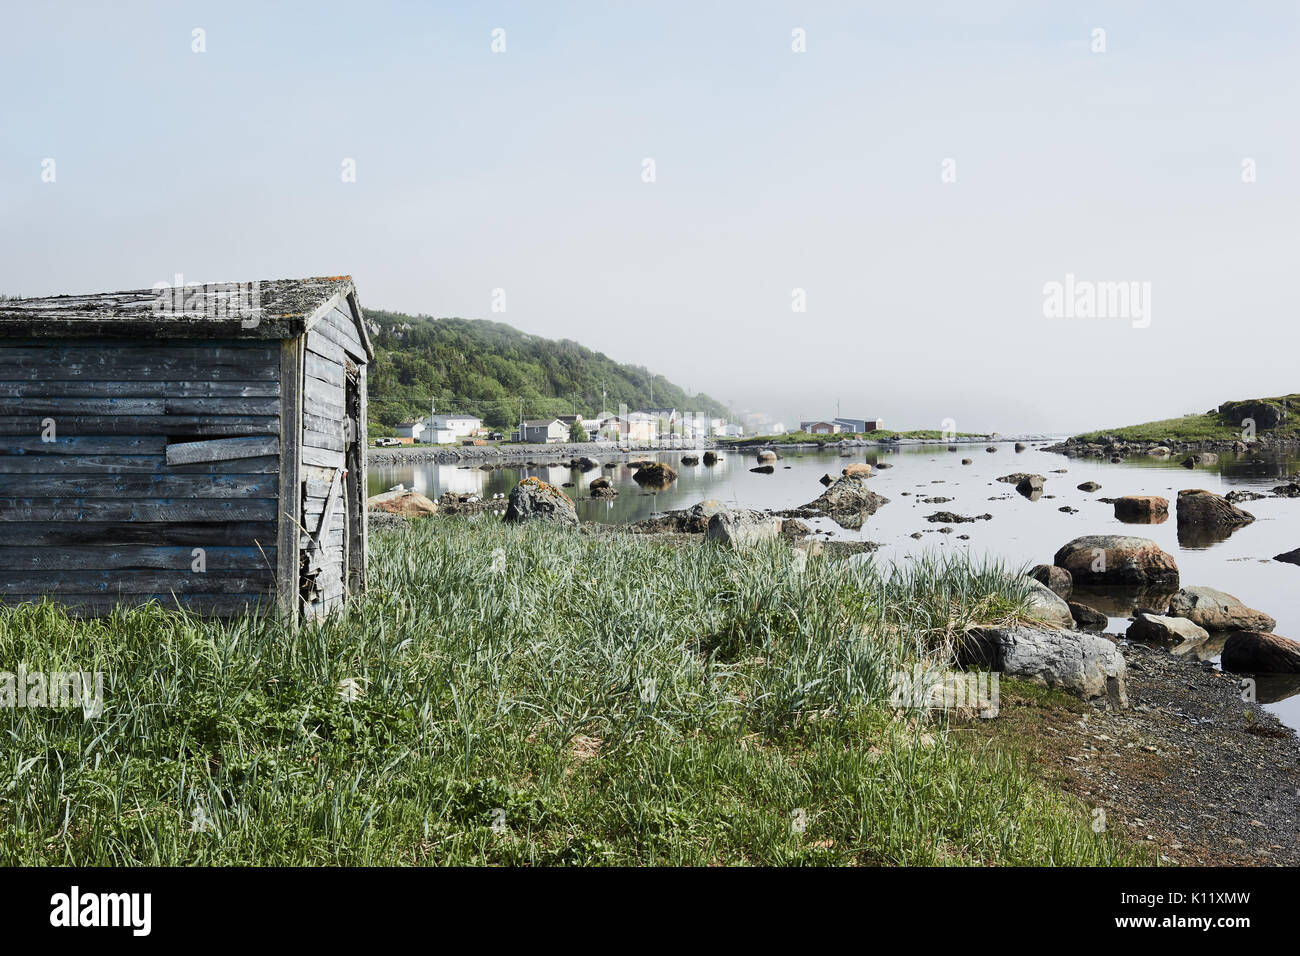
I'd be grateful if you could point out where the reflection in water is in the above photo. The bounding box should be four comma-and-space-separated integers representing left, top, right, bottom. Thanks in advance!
1117, 511, 1168, 525
1176, 521, 1247, 549
1071, 586, 1176, 618
1253, 673, 1300, 705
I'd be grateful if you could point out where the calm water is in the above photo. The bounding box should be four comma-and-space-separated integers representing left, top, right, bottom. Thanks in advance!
370, 442, 1300, 727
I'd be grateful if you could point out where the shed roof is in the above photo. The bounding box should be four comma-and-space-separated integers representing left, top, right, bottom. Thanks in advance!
0, 276, 373, 357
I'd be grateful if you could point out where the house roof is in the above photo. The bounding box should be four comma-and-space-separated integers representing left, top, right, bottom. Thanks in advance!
523, 419, 563, 427
0, 276, 373, 357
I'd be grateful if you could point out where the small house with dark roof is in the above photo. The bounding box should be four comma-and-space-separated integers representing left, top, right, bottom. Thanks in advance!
0, 276, 373, 620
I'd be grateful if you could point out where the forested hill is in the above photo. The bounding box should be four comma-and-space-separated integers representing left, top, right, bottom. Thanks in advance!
363, 309, 730, 433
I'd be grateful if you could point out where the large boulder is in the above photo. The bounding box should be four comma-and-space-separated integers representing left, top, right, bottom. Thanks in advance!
1113, 495, 1169, 522
1276, 548, 1300, 566
1077, 481, 1101, 492
1126, 612, 1209, 648
503, 477, 577, 526
680, 454, 700, 466
842, 462, 872, 478
702, 451, 719, 465
367, 490, 437, 517
1167, 586, 1276, 632
1028, 564, 1072, 598
632, 461, 677, 486
1221, 632, 1300, 674
959, 626, 1128, 705
706, 509, 782, 548
1053, 535, 1179, 589
1176, 489, 1254, 531
756, 450, 778, 464
1025, 579, 1075, 628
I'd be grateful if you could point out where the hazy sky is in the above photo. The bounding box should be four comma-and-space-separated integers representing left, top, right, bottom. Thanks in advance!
3, 1, 1296, 433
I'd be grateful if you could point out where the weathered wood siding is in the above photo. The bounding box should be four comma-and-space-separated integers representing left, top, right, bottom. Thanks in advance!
0, 338, 281, 616
299, 305, 362, 618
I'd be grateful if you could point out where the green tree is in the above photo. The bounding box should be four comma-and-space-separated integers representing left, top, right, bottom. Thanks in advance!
569, 421, 588, 442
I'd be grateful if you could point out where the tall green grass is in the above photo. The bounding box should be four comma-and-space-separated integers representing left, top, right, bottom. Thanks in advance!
0, 518, 1144, 865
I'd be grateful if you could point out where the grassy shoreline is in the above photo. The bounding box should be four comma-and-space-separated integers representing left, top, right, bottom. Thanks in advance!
0, 518, 1144, 865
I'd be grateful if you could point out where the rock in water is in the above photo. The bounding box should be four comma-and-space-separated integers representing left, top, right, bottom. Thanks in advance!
680, 454, 699, 465
702, 451, 719, 465
959, 626, 1128, 705
750, 464, 775, 474
1221, 632, 1300, 674
804, 475, 890, 528
706, 509, 782, 548
1180, 452, 1219, 468
1275, 548, 1300, 566
842, 462, 872, 478
1167, 586, 1276, 632
819, 473, 835, 486
756, 449, 778, 464
1114, 495, 1169, 522
589, 476, 617, 499
504, 477, 577, 526
1028, 564, 1073, 598
1126, 612, 1209, 647
1077, 481, 1101, 492
1016, 475, 1044, 499
632, 462, 678, 486
1053, 535, 1179, 589
1176, 489, 1254, 531
1068, 602, 1108, 632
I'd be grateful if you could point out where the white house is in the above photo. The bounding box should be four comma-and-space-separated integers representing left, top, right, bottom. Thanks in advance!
395, 419, 425, 441
430, 414, 482, 439
721, 423, 744, 438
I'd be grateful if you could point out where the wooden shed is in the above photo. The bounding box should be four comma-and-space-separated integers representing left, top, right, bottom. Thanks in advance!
0, 276, 373, 620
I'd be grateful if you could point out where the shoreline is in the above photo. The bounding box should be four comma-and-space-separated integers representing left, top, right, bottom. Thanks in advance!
368, 434, 1062, 466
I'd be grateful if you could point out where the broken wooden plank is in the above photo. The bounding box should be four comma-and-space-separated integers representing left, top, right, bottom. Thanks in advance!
164, 436, 280, 466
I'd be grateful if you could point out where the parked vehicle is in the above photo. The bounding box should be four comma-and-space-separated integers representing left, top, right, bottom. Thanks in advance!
374, 436, 401, 447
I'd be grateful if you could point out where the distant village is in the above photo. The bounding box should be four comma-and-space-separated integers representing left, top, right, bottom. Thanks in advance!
381, 409, 884, 446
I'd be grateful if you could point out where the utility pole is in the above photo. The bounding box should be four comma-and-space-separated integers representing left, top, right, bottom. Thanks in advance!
430, 396, 435, 445
600, 382, 607, 418
519, 398, 524, 443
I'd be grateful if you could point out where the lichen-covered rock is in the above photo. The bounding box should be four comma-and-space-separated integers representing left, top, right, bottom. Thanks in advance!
959, 626, 1128, 705
1053, 535, 1179, 589
504, 477, 577, 526
1167, 586, 1275, 632
1025, 579, 1074, 628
